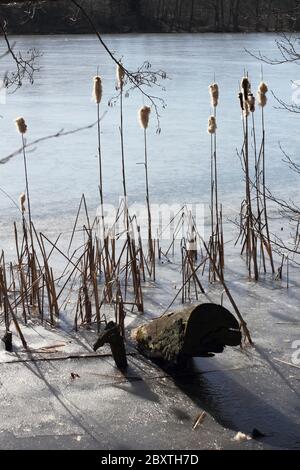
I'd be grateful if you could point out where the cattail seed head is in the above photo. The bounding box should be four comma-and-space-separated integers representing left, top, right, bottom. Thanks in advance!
243, 100, 250, 117
93, 75, 102, 104
15, 117, 27, 134
248, 94, 255, 112
241, 77, 251, 101
117, 64, 125, 89
238, 92, 244, 110
257, 92, 267, 108
258, 82, 268, 94
139, 105, 151, 129
19, 192, 26, 213
207, 116, 217, 134
257, 81, 268, 108
209, 83, 219, 107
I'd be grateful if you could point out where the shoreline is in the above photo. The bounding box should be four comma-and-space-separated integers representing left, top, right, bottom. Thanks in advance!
4, 29, 296, 36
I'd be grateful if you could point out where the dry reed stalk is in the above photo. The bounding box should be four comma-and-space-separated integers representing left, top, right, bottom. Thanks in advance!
114, 281, 125, 337
194, 220, 253, 345
165, 211, 187, 257
0, 259, 28, 349
87, 232, 101, 331
50, 268, 59, 317
30, 232, 58, 324
0, 256, 9, 333
136, 223, 146, 282
128, 230, 144, 312
181, 244, 186, 304
102, 237, 113, 303
14, 222, 28, 321
237, 75, 274, 279
187, 244, 205, 300
9, 262, 18, 317
82, 258, 92, 325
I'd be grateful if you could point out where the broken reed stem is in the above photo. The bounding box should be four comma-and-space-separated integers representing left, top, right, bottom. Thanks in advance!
203, 237, 252, 345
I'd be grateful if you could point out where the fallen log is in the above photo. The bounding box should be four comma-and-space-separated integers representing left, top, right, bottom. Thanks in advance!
131, 303, 242, 365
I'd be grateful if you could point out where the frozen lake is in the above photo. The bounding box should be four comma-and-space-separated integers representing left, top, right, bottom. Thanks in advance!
0, 33, 299, 244
0, 33, 299, 450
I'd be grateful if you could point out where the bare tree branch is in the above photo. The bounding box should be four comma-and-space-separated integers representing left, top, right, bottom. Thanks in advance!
246, 33, 300, 65
70, 0, 168, 131
0, 16, 41, 91
0, 118, 103, 165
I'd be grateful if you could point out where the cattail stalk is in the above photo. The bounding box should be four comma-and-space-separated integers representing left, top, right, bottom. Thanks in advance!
16, 117, 33, 255
117, 65, 142, 308
259, 83, 275, 274
15, 118, 33, 241
207, 82, 224, 281
118, 68, 127, 202
144, 128, 152, 254
93, 75, 105, 239
15, 117, 40, 309
240, 80, 259, 280
139, 106, 154, 268
251, 107, 267, 274
22, 137, 32, 230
